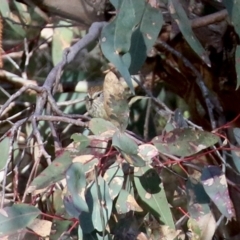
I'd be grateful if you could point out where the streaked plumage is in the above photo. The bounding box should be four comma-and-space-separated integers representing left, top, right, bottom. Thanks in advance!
85, 89, 108, 119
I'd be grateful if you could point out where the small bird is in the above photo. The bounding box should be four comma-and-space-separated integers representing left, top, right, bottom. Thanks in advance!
85, 71, 131, 130
85, 87, 108, 119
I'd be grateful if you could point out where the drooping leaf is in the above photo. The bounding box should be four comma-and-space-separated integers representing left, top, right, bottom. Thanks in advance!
116, 189, 143, 214
0, 204, 40, 237
27, 151, 72, 193
186, 177, 210, 219
103, 71, 130, 131
152, 128, 219, 157
66, 162, 88, 213
134, 166, 175, 229
103, 161, 124, 200
63, 193, 82, 219
201, 166, 236, 220
186, 177, 216, 240
128, 3, 163, 74
101, 21, 134, 93
186, 178, 216, 240
79, 176, 113, 233
223, 0, 240, 37
52, 20, 73, 66
114, 0, 137, 53
168, 0, 210, 66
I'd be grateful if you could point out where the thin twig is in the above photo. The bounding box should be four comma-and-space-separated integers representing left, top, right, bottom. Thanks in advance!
144, 99, 152, 140
35, 115, 87, 127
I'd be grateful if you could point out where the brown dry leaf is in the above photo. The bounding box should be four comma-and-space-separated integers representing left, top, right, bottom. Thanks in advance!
159, 225, 183, 240
103, 71, 130, 131
28, 218, 52, 237
126, 194, 143, 212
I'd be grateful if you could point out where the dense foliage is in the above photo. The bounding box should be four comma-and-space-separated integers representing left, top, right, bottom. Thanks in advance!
1, 0, 240, 239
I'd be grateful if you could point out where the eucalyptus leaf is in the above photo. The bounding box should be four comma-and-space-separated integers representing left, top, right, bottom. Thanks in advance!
201, 166, 236, 220
168, 0, 210, 66
79, 176, 113, 233
0, 204, 40, 237
134, 166, 175, 229
66, 162, 89, 213
152, 128, 219, 157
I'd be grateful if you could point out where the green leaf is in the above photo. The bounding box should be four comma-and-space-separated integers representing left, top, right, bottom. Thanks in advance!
0, 204, 40, 236
71, 133, 90, 151
223, 1, 240, 87
103, 161, 124, 200
233, 128, 240, 145
0, 137, 10, 171
186, 177, 210, 219
201, 166, 236, 220
230, 146, 240, 173
89, 118, 118, 136
186, 177, 216, 240
78, 227, 113, 240
0, 0, 26, 38
128, 3, 163, 74
28, 151, 72, 193
114, 0, 136, 53
101, 21, 134, 93
134, 166, 175, 229
66, 163, 89, 213
50, 219, 72, 240
112, 131, 146, 166
223, 1, 240, 37
112, 131, 138, 155
116, 189, 143, 214
152, 128, 219, 157
79, 176, 113, 233
72, 135, 108, 158
52, 20, 73, 66
109, 0, 121, 9
63, 193, 82, 219
168, 0, 210, 66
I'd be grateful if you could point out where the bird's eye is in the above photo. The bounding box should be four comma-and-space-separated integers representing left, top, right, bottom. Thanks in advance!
96, 92, 102, 97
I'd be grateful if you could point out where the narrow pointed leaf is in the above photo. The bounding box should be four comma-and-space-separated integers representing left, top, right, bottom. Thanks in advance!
79, 176, 112, 233
28, 151, 72, 193
168, 0, 210, 66
201, 166, 236, 220
152, 128, 219, 157
128, 3, 163, 73
66, 163, 88, 213
0, 204, 40, 237
103, 161, 124, 200
134, 166, 175, 229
